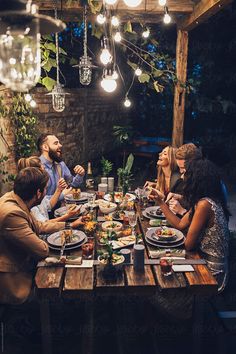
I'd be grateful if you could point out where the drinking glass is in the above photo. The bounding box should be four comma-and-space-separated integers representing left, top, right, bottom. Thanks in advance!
82, 242, 94, 259
128, 211, 137, 238
160, 258, 173, 276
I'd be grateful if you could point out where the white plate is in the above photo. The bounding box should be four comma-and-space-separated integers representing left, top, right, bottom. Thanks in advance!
103, 193, 136, 202
48, 237, 87, 251
145, 206, 165, 219
110, 235, 141, 250
47, 230, 86, 247
146, 227, 184, 245
54, 205, 85, 219
65, 192, 89, 203
142, 209, 167, 221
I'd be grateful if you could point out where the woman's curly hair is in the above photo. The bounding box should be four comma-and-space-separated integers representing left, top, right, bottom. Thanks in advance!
183, 159, 230, 220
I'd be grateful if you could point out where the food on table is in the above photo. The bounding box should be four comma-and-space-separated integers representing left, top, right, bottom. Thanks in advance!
96, 200, 117, 214
149, 219, 167, 227
102, 221, 122, 232
81, 214, 92, 222
112, 210, 125, 220
105, 214, 113, 221
98, 253, 124, 265
72, 188, 81, 199
84, 221, 97, 233
160, 258, 172, 276
114, 235, 136, 247
155, 228, 175, 237
60, 229, 73, 244
119, 227, 132, 237
114, 192, 123, 203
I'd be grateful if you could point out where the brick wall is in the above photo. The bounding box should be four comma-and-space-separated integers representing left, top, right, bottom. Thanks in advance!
0, 85, 126, 195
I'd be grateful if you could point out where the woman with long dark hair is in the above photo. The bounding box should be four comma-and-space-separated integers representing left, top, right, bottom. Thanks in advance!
150, 158, 230, 292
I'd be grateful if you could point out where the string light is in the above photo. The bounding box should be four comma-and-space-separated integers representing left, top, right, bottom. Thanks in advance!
29, 99, 37, 108
142, 28, 150, 38
111, 16, 119, 27
123, 0, 143, 8
112, 70, 119, 80
124, 97, 131, 107
100, 48, 112, 65
97, 14, 106, 25
24, 93, 32, 102
114, 31, 122, 42
163, 6, 171, 24
101, 72, 117, 93
135, 68, 142, 76
158, 0, 167, 6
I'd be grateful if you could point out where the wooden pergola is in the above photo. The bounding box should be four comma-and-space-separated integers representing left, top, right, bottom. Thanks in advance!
36, 0, 233, 147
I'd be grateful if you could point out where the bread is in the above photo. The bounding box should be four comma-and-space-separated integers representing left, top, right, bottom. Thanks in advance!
60, 229, 73, 244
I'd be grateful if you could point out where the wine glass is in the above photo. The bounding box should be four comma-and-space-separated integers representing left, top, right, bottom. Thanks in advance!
87, 193, 96, 216
128, 211, 137, 241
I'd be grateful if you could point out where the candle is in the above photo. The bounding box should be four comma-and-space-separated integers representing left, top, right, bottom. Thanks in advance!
107, 177, 114, 192
133, 244, 145, 271
101, 177, 108, 184
98, 183, 108, 193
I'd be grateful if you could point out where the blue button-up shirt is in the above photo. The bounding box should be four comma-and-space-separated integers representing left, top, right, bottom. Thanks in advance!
40, 155, 84, 198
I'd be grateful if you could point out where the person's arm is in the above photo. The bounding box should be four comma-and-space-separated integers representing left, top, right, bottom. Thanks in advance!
62, 163, 84, 188
184, 200, 211, 251
49, 178, 68, 209
3, 211, 49, 259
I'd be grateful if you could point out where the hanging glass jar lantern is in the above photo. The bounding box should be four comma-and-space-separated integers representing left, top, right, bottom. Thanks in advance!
74, 5, 94, 86
46, 5, 69, 112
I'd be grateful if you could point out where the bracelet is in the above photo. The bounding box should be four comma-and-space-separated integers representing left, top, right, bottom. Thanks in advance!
65, 221, 72, 229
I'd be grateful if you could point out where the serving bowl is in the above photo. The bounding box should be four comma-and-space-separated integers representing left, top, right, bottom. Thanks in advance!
98, 201, 117, 214
101, 221, 123, 232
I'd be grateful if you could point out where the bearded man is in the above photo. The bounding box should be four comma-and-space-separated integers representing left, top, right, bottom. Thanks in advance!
37, 133, 85, 196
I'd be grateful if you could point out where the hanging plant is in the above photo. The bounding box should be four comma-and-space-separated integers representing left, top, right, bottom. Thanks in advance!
9, 93, 38, 159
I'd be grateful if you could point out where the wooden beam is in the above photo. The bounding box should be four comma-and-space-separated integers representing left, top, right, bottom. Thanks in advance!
172, 30, 188, 148
178, 0, 233, 31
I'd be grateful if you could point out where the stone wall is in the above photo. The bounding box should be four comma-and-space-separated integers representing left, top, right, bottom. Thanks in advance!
0, 85, 126, 195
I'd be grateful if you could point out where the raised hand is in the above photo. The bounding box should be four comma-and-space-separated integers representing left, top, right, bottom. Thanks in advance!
57, 178, 68, 191
148, 188, 164, 205
74, 165, 85, 176
168, 199, 187, 216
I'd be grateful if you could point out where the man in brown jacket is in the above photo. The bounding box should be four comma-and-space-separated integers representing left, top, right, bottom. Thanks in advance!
0, 167, 80, 304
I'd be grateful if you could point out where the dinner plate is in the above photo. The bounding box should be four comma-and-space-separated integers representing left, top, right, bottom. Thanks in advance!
145, 237, 185, 248
103, 193, 136, 202
142, 209, 167, 221
145, 206, 165, 219
109, 210, 128, 221
54, 205, 85, 219
48, 236, 87, 251
146, 227, 184, 245
47, 230, 86, 247
64, 192, 89, 204
110, 235, 142, 250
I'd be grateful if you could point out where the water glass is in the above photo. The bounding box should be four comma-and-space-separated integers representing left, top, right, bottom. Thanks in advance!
128, 211, 137, 236
82, 242, 94, 259
160, 258, 173, 276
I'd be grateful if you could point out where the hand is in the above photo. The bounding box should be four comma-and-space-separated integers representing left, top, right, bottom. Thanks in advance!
165, 192, 182, 204
66, 205, 81, 219
148, 188, 165, 205
62, 187, 73, 196
71, 216, 85, 229
144, 181, 156, 189
168, 199, 187, 216
74, 165, 85, 176
57, 178, 68, 192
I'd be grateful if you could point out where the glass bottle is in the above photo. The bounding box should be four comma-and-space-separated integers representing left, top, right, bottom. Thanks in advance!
86, 162, 95, 190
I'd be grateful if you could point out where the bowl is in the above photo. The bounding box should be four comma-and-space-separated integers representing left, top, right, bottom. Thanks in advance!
101, 221, 123, 232
97, 254, 125, 269
98, 201, 117, 214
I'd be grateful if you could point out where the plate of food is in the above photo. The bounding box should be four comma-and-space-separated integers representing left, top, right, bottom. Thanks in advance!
47, 229, 86, 248
98, 254, 125, 267
110, 235, 139, 250
110, 210, 127, 221
65, 191, 89, 204
101, 221, 123, 232
145, 237, 185, 249
145, 227, 184, 245
143, 206, 165, 220
54, 204, 85, 219
103, 192, 136, 203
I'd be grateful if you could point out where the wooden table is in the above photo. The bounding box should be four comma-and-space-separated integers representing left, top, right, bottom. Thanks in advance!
35, 204, 218, 354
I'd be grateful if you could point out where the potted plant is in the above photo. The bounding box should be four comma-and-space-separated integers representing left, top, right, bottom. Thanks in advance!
101, 157, 113, 177
117, 153, 134, 195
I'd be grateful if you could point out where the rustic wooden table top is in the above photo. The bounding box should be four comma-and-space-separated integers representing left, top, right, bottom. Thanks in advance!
35, 203, 218, 298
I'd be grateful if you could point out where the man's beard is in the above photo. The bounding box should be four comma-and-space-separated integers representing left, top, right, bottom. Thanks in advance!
49, 148, 62, 163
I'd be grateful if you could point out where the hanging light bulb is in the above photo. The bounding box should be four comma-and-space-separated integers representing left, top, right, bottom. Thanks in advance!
163, 7, 172, 24
97, 14, 106, 25
158, 0, 167, 6
105, 0, 118, 5
101, 72, 117, 93
0, 0, 65, 92
24, 93, 32, 102
124, 97, 131, 107
123, 0, 143, 8
135, 68, 142, 76
29, 99, 37, 108
100, 48, 112, 65
112, 70, 119, 80
46, 6, 69, 112
111, 16, 119, 27
74, 5, 94, 85
114, 31, 122, 42
142, 28, 150, 38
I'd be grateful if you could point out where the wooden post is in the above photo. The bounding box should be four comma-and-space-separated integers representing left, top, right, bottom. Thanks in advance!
172, 30, 189, 147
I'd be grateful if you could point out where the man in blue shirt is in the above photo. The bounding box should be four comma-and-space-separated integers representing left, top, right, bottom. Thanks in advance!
37, 134, 85, 197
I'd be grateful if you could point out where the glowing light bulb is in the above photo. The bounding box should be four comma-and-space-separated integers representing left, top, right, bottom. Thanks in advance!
101, 75, 117, 93
114, 31, 122, 42
111, 16, 119, 27
112, 70, 118, 80
100, 48, 112, 65
124, 97, 131, 107
158, 0, 167, 6
123, 0, 143, 8
142, 29, 150, 38
97, 14, 106, 25
29, 99, 36, 107
24, 93, 32, 102
105, 0, 118, 5
135, 68, 142, 76
163, 13, 171, 24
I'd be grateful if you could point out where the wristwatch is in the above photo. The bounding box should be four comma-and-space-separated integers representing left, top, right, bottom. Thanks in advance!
65, 222, 72, 229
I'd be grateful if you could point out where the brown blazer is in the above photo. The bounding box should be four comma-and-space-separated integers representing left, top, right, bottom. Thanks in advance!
0, 191, 65, 304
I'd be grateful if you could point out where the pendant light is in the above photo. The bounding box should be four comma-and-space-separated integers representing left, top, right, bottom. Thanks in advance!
46, 5, 69, 112
74, 5, 94, 86
0, 0, 65, 92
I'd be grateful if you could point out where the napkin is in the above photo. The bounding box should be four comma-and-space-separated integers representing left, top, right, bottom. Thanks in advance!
149, 249, 186, 259
172, 264, 194, 272
65, 260, 94, 268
